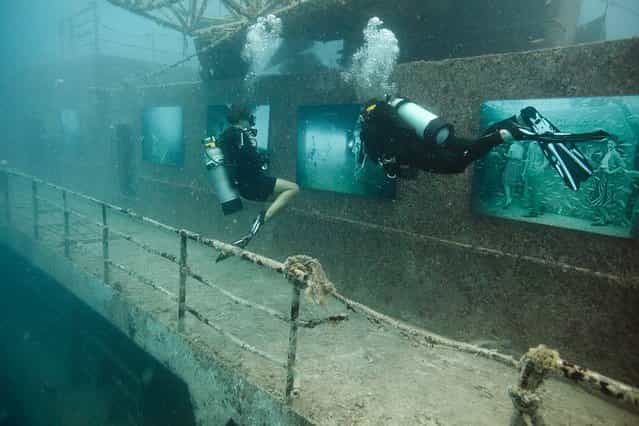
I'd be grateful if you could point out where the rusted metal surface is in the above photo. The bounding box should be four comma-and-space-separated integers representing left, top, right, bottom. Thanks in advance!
5, 167, 639, 413
108, 259, 286, 367
62, 191, 70, 258
285, 284, 300, 404
557, 359, 639, 409
32, 179, 39, 240
508, 345, 639, 421
186, 268, 290, 323
298, 313, 348, 329
332, 290, 520, 369
102, 204, 110, 285
508, 346, 557, 425
178, 230, 188, 332
1, 171, 9, 226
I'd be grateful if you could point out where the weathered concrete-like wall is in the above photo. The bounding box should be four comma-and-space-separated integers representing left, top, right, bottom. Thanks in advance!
91, 38, 639, 385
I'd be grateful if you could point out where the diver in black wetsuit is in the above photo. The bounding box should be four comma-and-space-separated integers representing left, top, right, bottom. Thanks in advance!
358, 97, 510, 178
358, 98, 611, 190
216, 104, 299, 260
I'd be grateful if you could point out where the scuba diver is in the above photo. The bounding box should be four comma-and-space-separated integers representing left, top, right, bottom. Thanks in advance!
357, 98, 611, 190
203, 104, 299, 262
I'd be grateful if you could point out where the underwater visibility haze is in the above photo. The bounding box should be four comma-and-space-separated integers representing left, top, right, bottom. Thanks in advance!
1, 1, 639, 425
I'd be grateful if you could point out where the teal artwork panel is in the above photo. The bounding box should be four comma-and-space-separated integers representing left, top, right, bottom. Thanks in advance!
473, 96, 639, 238
142, 106, 184, 167
296, 104, 395, 198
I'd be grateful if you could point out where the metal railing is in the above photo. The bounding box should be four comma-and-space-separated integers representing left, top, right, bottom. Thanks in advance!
1, 167, 638, 415
1, 169, 314, 402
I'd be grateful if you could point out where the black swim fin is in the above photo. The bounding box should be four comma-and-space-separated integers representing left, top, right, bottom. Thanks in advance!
215, 234, 251, 263
538, 141, 593, 191
532, 129, 610, 144
489, 108, 602, 191
525, 109, 595, 191
215, 211, 266, 263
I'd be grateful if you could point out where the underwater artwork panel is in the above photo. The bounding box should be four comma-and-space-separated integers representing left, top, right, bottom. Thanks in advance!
141, 106, 184, 166
206, 105, 270, 153
473, 96, 639, 238
296, 104, 396, 198
59, 109, 80, 145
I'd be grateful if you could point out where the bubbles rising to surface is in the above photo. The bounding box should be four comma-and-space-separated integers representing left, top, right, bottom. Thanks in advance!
344, 17, 400, 99
242, 14, 283, 92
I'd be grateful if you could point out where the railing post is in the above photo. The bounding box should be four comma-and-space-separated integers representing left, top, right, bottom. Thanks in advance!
177, 230, 188, 332
509, 345, 555, 426
101, 203, 110, 284
32, 179, 39, 240
285, 284, 301, 404
1, 171, 9, 227
63, 190, 70, 258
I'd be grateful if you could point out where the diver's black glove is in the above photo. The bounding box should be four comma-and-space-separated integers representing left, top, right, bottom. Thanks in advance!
488, 117, 535, 141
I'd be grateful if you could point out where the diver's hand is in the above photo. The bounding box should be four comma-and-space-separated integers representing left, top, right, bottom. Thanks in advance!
490, 118, 534, 141
499, 129, 515, 144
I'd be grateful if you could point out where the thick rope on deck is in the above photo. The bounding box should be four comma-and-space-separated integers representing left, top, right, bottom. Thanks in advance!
509, 345, 559, 425
6, 168, 639, 412
284, 255, 335, 305
509, 345, 639, 424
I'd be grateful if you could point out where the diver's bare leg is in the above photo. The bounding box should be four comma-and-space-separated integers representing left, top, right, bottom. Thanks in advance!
503, 181, 512, 208
265, 178, 299, 221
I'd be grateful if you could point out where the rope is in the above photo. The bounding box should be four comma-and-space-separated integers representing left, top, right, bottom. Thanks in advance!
508, 345, 639, 421
6, 167, 639, 412
284, 255, 335, 305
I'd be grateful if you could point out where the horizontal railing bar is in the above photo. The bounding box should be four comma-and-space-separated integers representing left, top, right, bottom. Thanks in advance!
4, 168, 309, 286
332, 291, 519, 368
15, 195, 303, 327
70, 237, 117, 245
108, 259, 285, 368
1, 168, 528, 367
34, 196, 104, 230
37, 225, 65, 240
108, 259, 175, 299
36, 208, 60, 215
184, 304, 286, 368
39, 223, 65, 229
37, 199, 299, 325
108, 226, 180, 264
6, 167, 639, 410
34, 196, 61, 206
298, 313, 349, 329
186, 268, 290, 323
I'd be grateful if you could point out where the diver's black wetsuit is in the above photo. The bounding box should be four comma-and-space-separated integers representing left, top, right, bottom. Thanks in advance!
218, 127, 275, 201
360, 101, 503, 176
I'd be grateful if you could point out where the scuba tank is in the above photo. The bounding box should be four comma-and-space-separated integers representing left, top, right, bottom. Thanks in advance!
387, 97, 454, 146
202, 136, 243, 215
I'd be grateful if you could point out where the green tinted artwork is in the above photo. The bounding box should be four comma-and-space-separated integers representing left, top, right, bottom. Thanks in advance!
473, 96, 639, 238
296, 104, 395, 198
59, 109, 80, 145
142, 106, 184, 166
